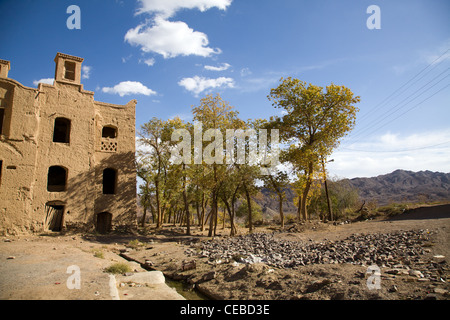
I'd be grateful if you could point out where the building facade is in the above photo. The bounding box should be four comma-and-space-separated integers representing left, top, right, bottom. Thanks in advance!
0, 53, 137, 235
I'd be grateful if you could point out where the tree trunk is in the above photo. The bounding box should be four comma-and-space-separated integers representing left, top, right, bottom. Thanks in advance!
155, 179, 162, 228
208, 191, 216, 237
243, 183, 253, 233
300, 162, 314, 221
141, 207, 147, 228
148, 200, 155, 224
196, 200, 201, 227
278, 193, 284, 228
222, 204, 226, 230
182, 165, 191, 235
223, 197, 236, 236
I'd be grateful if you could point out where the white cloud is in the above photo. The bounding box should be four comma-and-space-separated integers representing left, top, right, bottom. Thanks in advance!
204, 63, 231, 71
122, 55, 133, 63
125, 17, 220, 58
102, 81, 157, 97
143, 58, 156, 66
33, 78, 54, 86
422, 38, 450, 65
328, 129, 450, 178
240, 67, 252, 77
82, 65, 92, 79
392, 38, 450, 75
178, 75, 234, 96
136, 0, 232, 18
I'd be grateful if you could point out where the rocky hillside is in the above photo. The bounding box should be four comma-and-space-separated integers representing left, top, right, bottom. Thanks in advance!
346, 170, 450, 206
256, 170, 450, 216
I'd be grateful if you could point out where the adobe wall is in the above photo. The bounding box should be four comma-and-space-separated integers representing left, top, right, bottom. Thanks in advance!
93, 100, 137, 227
0, 79, 40, 234
0, 54, 137, 236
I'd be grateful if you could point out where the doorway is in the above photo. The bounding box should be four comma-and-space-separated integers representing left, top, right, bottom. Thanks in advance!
45, 202, 65, 232
96, 212, 112, 234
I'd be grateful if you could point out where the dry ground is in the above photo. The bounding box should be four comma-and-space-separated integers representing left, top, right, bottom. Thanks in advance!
0, 204, 449, 300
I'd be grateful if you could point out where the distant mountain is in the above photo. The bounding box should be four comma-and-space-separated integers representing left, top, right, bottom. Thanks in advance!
345, 170, 450, 206
257, 170, 450, 216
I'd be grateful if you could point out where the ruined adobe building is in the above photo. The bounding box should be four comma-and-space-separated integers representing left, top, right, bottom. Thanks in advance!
0, 53, 137, 235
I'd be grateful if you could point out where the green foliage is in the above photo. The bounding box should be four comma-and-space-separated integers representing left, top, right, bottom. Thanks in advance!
104, 263, 132, 274
236, 200, 262, 224
308, 178, 360, 220
93, 249, 104, 259
376, 203, 410, 216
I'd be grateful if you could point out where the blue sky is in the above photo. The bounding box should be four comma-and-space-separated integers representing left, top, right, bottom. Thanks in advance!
1, 0, 449, 178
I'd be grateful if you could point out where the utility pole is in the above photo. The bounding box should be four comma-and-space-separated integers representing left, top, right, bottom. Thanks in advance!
321, 157, 334, 222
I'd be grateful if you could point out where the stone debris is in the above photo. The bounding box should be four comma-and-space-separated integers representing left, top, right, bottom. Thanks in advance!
190, 230, 448, 283
181, 260, 197, 271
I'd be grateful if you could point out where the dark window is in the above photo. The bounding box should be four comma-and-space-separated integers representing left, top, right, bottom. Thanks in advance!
102, 168, 116, 194
0, 108, 4, 135
64, 61, 76, 81
102, 126, 117, 139
47, 166, 67, 192
53, 118, 71, 143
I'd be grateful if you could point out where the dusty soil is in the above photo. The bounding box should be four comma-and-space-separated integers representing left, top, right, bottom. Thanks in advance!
126, 204, 450, 300
1, 204, 449, 300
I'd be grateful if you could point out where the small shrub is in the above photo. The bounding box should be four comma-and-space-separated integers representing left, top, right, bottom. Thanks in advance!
93, 250, 104, 259
127, 239, 144, 249
104, 263, 132, 274
376, 204, 409, 217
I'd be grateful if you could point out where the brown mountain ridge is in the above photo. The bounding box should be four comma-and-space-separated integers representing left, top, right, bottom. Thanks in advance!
257, 170, 450, 218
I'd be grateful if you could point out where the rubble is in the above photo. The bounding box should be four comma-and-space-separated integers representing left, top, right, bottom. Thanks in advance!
192, 230, 446, 281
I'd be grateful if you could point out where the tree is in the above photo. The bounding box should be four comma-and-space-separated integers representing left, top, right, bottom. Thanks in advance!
309, 178, 360, 221
137, 117, 179, 228
268, 77, 360, 221
261, 168, 290, 228
236, 199, 262, 226
192, 94, 243, 237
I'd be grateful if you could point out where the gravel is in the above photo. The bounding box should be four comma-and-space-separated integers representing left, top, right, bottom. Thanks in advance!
192, 229, 434, 269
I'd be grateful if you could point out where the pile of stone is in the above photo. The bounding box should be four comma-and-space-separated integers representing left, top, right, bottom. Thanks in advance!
192, 230, 435, 269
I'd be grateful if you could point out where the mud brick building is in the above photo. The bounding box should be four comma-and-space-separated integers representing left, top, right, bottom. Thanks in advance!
0, 53, 137, 235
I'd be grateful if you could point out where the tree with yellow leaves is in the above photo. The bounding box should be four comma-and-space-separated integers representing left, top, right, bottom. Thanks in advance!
268, 77, 360, 221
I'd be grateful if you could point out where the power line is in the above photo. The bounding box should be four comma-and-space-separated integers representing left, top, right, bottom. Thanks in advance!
349, 69, 449, 142
356, 48, 450, 124
339, 140, 450, 153
348, 83, 450, 145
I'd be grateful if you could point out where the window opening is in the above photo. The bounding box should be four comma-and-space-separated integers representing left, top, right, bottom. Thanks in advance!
47, 166, 67, 192
102, 168, 116, 194
0, 108, 4, 135
53, 118, 71, 143
102, 126, 117, 139
64, 61, 76, 81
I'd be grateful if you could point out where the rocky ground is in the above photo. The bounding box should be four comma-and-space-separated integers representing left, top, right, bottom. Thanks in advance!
1, 204, 449, 300
125, 204, 450, 300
